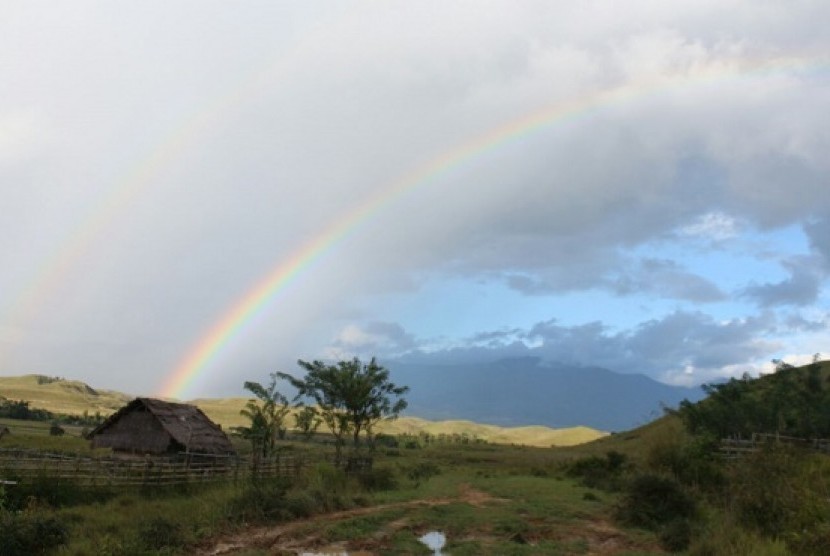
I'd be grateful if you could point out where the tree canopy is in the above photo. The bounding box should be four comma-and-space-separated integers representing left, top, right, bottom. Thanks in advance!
278, 357, 408, 459
675, 356, 830, 440
236, 372, 290, 458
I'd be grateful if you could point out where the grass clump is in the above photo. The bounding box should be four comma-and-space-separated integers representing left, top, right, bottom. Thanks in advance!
135, 516, 186, 552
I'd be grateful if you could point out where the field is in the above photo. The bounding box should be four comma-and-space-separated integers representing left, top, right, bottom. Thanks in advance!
5, 365, 830, 554
0, 423, 664, 555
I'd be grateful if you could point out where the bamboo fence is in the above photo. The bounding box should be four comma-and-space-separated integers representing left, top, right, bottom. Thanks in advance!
0, 449, 306, 487
719, 433, 830, 459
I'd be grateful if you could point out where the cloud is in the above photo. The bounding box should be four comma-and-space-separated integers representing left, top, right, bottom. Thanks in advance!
323, 322, 417, 361
742, 256, 824, 307
395, 310, 781, 385
805, 217, 830, 267
0, 2, 828, 396
679, 212, 742, 242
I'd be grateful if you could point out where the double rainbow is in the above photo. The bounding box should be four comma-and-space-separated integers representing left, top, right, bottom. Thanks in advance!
159, 54, 824, 398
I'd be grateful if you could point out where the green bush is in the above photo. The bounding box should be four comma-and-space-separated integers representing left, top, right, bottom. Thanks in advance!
299, 463, 362, 512
566, 451, 628, 491
0, 511, 69, 555
728, 446, 830, 541
617, 473, 696, 530
406, 462, 441, 487
357, 466, 398, 491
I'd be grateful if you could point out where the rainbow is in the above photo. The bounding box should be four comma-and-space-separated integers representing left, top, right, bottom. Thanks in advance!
158, 54, 825, 398
0, 16, 342, 364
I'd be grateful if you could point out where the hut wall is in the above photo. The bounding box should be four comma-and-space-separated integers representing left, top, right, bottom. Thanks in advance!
91, 407, 173, 454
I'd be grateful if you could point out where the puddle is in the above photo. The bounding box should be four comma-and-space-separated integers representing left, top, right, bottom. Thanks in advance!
419, 531, 447, 555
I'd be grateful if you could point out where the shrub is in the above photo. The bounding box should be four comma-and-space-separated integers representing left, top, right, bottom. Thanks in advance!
566, 451, 628, 491
300, 463, 361, 512
728, 445, 830, 541
0, 511, 70, 555
617, 473, 696, 530
407, 462, 441, 487
357, 466, 399, 491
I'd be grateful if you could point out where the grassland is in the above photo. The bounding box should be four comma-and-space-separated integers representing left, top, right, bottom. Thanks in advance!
5, 364, 830, 554
0, 425, 664, 555
0, 374, 131, 416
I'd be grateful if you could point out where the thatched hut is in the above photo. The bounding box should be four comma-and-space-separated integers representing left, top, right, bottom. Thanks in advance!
88, 398, 235, 456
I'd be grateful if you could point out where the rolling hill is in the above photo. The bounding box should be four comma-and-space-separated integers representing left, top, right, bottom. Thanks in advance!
0, 375, 606, 447
0, 374, 132, 416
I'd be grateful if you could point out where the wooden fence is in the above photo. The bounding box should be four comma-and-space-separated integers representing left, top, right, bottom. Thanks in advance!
719, 433, 830, 460
0, 449, 306, 487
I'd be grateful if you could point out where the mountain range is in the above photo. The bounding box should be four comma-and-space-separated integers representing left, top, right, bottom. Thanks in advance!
390, 357, 705, 431
0, 358, 705, 436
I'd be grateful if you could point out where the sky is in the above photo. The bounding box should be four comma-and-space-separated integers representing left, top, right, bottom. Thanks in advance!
0, 1, 828, 399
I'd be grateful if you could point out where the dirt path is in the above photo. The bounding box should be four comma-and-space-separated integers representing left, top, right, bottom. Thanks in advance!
199, 484, 501, 555
197, 485, 661, 555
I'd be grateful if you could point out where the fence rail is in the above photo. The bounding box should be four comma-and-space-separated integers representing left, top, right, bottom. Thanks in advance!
719, 433, 830, 459
0, 449, 307, 487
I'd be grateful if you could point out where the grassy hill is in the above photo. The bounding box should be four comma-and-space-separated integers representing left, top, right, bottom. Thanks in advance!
0, 375, 607, 447
190, 397, 607, 447
0, 374, 132, 416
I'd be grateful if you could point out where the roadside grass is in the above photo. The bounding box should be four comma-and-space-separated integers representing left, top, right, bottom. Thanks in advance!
55, 482, 239, 555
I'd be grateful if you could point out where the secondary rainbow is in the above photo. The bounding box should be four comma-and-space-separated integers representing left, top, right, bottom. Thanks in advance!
159, 54, 825, 399
0, 16, 342, 366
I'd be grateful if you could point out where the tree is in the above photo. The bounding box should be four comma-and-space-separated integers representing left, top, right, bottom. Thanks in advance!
293, 406, 322, 441
236, 372, 290, 458
279, 357, 408, 461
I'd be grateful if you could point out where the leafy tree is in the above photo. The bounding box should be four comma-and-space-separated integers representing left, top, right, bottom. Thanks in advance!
279, 357, 408, 462
676, 355, 830, 440
236, 372, 289, 458
293, 406, 321, 441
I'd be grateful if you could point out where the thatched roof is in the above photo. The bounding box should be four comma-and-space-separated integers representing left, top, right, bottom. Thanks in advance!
89, 397, 235, 455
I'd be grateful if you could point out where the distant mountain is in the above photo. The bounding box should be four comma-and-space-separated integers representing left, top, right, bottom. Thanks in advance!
390, 357, 704, 431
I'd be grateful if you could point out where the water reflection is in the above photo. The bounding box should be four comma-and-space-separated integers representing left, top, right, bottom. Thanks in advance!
419, 531, 447, 555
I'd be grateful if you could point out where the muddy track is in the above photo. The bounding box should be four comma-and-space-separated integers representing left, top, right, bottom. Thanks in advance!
198, 484, 500, 555
196, 485, 661, 555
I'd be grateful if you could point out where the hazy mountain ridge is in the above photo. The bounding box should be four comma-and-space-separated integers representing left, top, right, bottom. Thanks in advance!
391, 357, 705, 431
